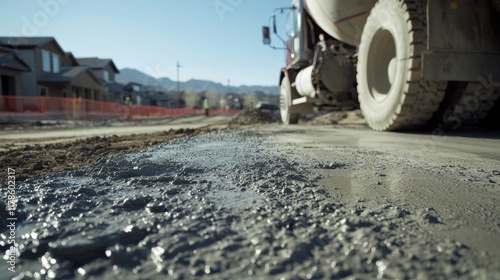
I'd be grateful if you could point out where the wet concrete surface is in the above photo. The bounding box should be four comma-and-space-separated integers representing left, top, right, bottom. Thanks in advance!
1, 125, 500, 279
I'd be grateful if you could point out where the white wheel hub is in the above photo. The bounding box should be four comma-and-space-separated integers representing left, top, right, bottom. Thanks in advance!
388, 57, 397, 85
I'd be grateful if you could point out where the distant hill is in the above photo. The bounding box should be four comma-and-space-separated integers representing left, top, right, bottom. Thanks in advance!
116, 68, 276, 95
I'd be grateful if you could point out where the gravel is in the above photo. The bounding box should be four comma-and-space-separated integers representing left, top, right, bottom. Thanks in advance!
1, 129, 498, 279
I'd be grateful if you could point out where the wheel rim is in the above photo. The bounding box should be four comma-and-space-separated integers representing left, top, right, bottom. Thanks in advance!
366, 28, 397, 102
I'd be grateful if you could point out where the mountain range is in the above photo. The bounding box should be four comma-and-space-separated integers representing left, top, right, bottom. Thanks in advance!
116, 68, 277, 95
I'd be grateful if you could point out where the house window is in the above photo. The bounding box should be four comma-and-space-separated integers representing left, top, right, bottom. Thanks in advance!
42, 50, 51, 72
52, 54, 60, 73
103, 70, 109, 82
40, 86, 48, 96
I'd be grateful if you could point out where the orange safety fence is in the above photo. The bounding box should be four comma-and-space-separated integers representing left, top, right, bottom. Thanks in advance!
0, 96, 240, 121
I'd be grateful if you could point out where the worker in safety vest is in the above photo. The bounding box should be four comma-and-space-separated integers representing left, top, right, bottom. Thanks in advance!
124, 96, 132, 120
203, 98, 210, 116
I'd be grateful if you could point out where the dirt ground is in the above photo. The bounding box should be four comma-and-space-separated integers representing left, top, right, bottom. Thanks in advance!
1, 110, 363, 180
0, 115, 233, 150
1, 126, 217, 181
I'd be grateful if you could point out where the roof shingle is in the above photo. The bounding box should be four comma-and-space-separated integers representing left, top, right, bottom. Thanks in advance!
0, 47, 32, 72
77, 57, 119, 73
0, 37, 55, 48
39, 66, 103, 85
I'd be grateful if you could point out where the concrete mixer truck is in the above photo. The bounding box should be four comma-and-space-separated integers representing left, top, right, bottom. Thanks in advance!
262, 0, 500, 131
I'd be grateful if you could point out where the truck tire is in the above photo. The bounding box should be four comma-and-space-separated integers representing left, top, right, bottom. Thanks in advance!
280, 76, 299, 125
356, 0, 446, 131
480, 96, 500, 129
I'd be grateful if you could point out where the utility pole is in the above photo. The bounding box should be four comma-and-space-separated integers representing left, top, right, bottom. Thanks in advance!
176, 61, 182, 97
227, 79, 230, 93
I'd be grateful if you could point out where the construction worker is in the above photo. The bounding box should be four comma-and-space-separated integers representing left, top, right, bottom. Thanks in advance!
124, 96, 132, 120
203, 98, 210, 116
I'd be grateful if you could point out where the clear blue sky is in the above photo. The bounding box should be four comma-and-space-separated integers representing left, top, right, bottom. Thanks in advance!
0, 0, 292, 86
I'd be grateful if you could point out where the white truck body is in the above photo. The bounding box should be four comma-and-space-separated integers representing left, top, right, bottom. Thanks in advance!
304, 0, 377, 47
